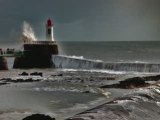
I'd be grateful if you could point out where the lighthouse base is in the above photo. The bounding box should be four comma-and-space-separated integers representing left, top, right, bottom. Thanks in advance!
13, 41, 58, 69
13, 55, 54, 69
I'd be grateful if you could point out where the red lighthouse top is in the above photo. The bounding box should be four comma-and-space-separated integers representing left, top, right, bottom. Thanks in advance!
47, 19, 53, 27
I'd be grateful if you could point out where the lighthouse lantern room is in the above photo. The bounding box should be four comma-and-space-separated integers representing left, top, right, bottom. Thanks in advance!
46, 19, 54, 41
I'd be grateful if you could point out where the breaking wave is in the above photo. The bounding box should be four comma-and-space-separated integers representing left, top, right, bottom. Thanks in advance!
52, 55, 160, 73
67, 86, 160, 120
22, 21, 37, 43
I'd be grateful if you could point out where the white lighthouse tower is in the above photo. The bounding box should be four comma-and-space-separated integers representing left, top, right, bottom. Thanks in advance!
46, 19, 54, 41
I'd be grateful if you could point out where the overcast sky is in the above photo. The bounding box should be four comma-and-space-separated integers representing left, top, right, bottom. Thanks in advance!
0, 0, 160, 42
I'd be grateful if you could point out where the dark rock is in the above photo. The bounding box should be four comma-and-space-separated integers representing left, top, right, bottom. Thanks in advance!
11, 78, 40, 83
1, 78, 12, 81
119, 77, 147, 89
25, 78, 40, 82
22, 114, 55, 120
12, 78, 25, 83
101, 77, 149, 89
51, 73, 63, 77
89, 79, 94, 81
81, 80, 84, 83
0, 82, 8, 86
83, 91, 90, 93
100, 84, 116, 89
1, 77, 40, 83
19, 72, 29, 76
30, 72, 43, 77
144, 75, 160, 81
106, 77, 115, 80
57, 73, 63, 76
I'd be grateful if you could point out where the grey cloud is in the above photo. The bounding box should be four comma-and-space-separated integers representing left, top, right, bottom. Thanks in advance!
0, 0, 160, 42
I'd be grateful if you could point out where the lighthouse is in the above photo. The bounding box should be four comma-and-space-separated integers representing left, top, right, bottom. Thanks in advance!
46, 19, 54, 41
13, 19, 58, 69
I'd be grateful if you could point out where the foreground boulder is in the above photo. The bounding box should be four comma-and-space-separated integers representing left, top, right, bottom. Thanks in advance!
101, 74, 160, 89
22, 114, 55, 120
101, 77, 149, 89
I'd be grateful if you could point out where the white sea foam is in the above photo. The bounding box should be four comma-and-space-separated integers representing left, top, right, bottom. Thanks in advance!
61, 69, 126, 74
34, 87, 83, 93
11, 76, 43, 80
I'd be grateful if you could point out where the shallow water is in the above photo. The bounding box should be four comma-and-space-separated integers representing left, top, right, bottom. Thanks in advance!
0, 69, 124, 120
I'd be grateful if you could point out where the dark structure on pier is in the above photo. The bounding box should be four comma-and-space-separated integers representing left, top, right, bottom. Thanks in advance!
13, 19, 58, 69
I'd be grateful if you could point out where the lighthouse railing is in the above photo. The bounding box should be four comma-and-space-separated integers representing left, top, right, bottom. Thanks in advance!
24, 41, 56, 45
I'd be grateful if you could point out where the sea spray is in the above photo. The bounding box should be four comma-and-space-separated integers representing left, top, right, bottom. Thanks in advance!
22, 21, 37, 43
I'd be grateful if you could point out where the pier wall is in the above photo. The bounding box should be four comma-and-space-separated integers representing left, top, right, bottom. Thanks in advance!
13, 42, 58, 69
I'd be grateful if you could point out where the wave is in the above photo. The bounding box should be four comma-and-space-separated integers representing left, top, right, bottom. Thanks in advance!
33, 86, 110, 95
67, 86, 160, 120
52, 55, 160, 73
34, 87, 83, 93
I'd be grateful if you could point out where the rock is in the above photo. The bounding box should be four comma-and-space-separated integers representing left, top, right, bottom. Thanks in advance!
83, 91, 90, 93
19, 72, 29, 76
101, 77, 149, 89
0, 57, 8, 70
57, 73, 63, 76
144, 75, 160, 81
106, 77, 115, 80
51, 73, 63, 77
22, 114, 55, 120
25, 78, 40, 82
1, 77, 40, 83
0, 82, 8, 86
13, 78, 40, 83
81, 80, 84, 83
1, 78, 12, 81
66, 87, 160, 120
119, 77, 147, 89
30, 72, 43, 77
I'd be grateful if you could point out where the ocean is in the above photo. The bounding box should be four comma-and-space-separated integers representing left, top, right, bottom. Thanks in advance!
58, 41, 160, 63
0, 41, 160, 120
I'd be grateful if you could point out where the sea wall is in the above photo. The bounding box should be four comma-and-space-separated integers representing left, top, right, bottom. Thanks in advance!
52, 55, 160, 72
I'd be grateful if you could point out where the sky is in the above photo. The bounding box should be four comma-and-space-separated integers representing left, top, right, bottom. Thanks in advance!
0, 0, 160, 42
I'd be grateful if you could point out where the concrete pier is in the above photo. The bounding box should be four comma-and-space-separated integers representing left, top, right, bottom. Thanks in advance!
13, 41, 58, 69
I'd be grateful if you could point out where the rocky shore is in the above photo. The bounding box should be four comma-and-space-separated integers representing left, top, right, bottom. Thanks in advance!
101, 75, 160, 89
0, 70, 160, 120
67, 85, 160, 120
